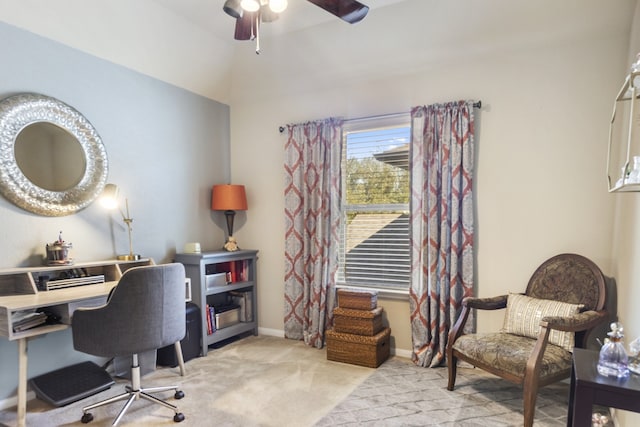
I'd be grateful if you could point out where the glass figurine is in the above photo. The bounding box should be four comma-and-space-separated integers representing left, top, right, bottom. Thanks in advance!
597, 322, 630, 379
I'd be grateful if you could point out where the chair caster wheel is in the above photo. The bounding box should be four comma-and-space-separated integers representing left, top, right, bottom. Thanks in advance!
174, 390, 185, 399
81, 413, 94, 423
174, 412, 185, 422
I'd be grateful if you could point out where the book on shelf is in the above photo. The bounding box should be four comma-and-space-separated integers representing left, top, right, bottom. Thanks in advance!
215, 260, 249, 284
241, 260, 249, 282
229, 290, 253, 322
12, 311, 48, 332
205, 304, 212, 335
205, 304, 216, 335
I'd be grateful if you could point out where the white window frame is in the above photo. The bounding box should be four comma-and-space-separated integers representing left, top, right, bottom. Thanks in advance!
336, 114, 411, 295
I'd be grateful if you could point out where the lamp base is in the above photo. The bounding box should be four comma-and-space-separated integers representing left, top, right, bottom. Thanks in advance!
117, 254, 141, 261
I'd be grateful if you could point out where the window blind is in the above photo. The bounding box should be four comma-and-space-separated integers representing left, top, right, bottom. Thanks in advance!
338, 125, 410, 290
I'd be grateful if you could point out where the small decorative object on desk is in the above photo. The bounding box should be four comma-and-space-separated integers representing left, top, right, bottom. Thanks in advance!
597, 322, 630, 379
45, 231, 73, 266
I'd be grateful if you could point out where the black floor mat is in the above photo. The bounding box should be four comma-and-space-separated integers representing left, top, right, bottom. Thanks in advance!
29, 361, 114, 407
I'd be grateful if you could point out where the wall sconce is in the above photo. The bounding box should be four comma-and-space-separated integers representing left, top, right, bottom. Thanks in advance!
101, 183, 140, 260
211, 184, 248, 251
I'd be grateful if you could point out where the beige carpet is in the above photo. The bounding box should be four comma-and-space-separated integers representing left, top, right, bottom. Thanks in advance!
0, 335, 373, 426
0, 335, 574, 426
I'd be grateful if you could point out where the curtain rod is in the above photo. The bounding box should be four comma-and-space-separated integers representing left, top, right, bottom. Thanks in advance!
278, 100, 481, 133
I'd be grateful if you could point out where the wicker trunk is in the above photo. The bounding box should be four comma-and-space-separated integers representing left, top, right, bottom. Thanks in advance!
326, 327, 391, 368
336, 289, 378, 310
333, 306, 384, 336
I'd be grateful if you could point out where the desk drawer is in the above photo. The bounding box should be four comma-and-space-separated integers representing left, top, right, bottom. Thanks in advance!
48, 296, 108, 324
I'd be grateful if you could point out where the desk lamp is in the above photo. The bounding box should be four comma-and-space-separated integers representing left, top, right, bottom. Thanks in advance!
100, 183, 140, 260
211, 184, 248, 251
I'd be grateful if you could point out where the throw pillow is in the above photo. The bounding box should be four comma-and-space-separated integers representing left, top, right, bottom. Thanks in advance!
502, 293, 584, 352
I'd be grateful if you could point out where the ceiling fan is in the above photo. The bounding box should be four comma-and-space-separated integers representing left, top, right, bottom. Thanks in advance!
223, 0, 370, 54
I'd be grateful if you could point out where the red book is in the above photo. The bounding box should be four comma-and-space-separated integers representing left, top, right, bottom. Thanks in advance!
205, 304, 212, 335
230, 261, 237, 283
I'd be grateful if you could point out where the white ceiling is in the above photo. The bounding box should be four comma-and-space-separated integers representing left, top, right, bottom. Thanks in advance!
0, 0, 636, 104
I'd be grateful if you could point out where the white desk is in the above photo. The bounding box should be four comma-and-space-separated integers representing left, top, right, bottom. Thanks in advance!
0, 258, 163, 427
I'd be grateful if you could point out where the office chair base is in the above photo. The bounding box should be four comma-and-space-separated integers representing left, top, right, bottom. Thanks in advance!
79, 385, 185, 425
79, 354, 185, 425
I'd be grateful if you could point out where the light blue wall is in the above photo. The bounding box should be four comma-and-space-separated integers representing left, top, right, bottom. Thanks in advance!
0, 22, 230, 401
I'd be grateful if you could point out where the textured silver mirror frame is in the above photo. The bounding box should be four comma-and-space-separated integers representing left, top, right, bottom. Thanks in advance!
0, 93, 108, 216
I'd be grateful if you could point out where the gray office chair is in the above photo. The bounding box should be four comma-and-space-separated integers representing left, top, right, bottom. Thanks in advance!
72, 263, 187, 425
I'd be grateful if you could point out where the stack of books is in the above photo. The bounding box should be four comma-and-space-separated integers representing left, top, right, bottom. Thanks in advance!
205, 304, 217, 335
12, 311, 48, 332
206, 260, 249, 284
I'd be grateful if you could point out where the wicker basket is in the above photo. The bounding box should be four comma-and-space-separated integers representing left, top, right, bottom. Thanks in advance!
337, 289, 377, 310
326, 327, 391, 368
333, 306, 384, 336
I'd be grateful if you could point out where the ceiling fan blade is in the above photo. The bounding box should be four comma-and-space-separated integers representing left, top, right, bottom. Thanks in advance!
234, 12, 257, 40
306, 0, 369, 24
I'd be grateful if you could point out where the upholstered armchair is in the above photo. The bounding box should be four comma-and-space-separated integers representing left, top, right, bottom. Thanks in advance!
446, 253, 607, 427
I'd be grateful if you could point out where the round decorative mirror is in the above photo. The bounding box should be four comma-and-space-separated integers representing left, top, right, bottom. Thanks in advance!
0, 93, 108, 216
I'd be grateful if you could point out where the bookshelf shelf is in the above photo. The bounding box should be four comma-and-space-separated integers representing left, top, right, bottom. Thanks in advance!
174, 250, 258, 356
206, 281, 252, 293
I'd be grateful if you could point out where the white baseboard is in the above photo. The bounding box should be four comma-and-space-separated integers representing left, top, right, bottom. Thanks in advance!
257, 327, 285, 338
0, 391, 35, 411
392, 348, 412, 359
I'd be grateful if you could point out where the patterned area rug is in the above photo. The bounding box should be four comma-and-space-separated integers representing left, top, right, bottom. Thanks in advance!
316, 357, 569, 426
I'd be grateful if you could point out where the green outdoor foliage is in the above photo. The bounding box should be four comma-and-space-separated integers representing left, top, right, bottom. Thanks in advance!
345, 157, 409, 205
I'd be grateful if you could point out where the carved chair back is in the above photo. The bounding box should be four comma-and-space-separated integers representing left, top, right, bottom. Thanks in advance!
525, 253, 606, 347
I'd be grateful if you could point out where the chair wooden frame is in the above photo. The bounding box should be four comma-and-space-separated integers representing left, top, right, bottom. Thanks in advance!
446, 253, 607, 427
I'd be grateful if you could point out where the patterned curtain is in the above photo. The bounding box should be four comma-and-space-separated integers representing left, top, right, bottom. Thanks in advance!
409, 101, 476, 367
283, 118, 343, 348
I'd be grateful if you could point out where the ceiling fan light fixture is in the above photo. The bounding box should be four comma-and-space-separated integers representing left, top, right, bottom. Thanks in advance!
260, 4, 279, 22
240, 0, 260, 12
223, 0, 243, 18
268, 0, 288, 13
231, 0, 370, 54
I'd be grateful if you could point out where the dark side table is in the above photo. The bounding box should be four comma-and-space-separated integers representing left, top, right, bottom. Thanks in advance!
568, 348, 640, 426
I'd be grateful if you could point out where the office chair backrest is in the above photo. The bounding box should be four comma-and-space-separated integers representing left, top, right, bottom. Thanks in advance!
72, 263, 186, 357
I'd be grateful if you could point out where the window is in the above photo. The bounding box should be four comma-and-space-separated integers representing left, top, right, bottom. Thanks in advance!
337, 116, 411, 291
